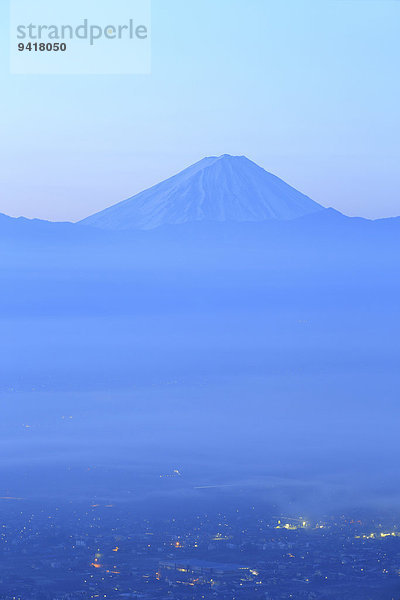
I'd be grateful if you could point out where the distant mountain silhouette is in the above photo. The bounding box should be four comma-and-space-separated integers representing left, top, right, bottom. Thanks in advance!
1, 171, 400, 414
80, 155, 325, 230
0, 212, 86, 243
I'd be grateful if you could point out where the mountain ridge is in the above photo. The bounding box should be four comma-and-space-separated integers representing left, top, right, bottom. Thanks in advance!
79, 154, 326, 231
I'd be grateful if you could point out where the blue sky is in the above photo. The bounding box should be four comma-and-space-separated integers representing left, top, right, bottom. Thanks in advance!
1, 0, 399, 221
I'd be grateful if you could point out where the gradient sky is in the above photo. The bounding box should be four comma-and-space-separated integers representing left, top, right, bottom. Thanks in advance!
1, 0, 399, 221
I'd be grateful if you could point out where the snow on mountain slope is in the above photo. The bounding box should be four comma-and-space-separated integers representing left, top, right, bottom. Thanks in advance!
80, 155, 325, 230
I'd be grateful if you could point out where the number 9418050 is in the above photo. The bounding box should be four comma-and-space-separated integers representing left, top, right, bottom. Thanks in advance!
18, 42, 67, 52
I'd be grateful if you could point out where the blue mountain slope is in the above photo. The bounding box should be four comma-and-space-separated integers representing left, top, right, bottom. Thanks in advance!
0, 212, 76, 237
80, 155, 325, 230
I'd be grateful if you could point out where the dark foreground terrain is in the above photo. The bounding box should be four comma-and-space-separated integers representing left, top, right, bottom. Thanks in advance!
1, 499, 400, 600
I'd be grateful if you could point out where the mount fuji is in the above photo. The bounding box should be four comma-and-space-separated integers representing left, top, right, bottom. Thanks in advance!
80, 155, 325, 231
